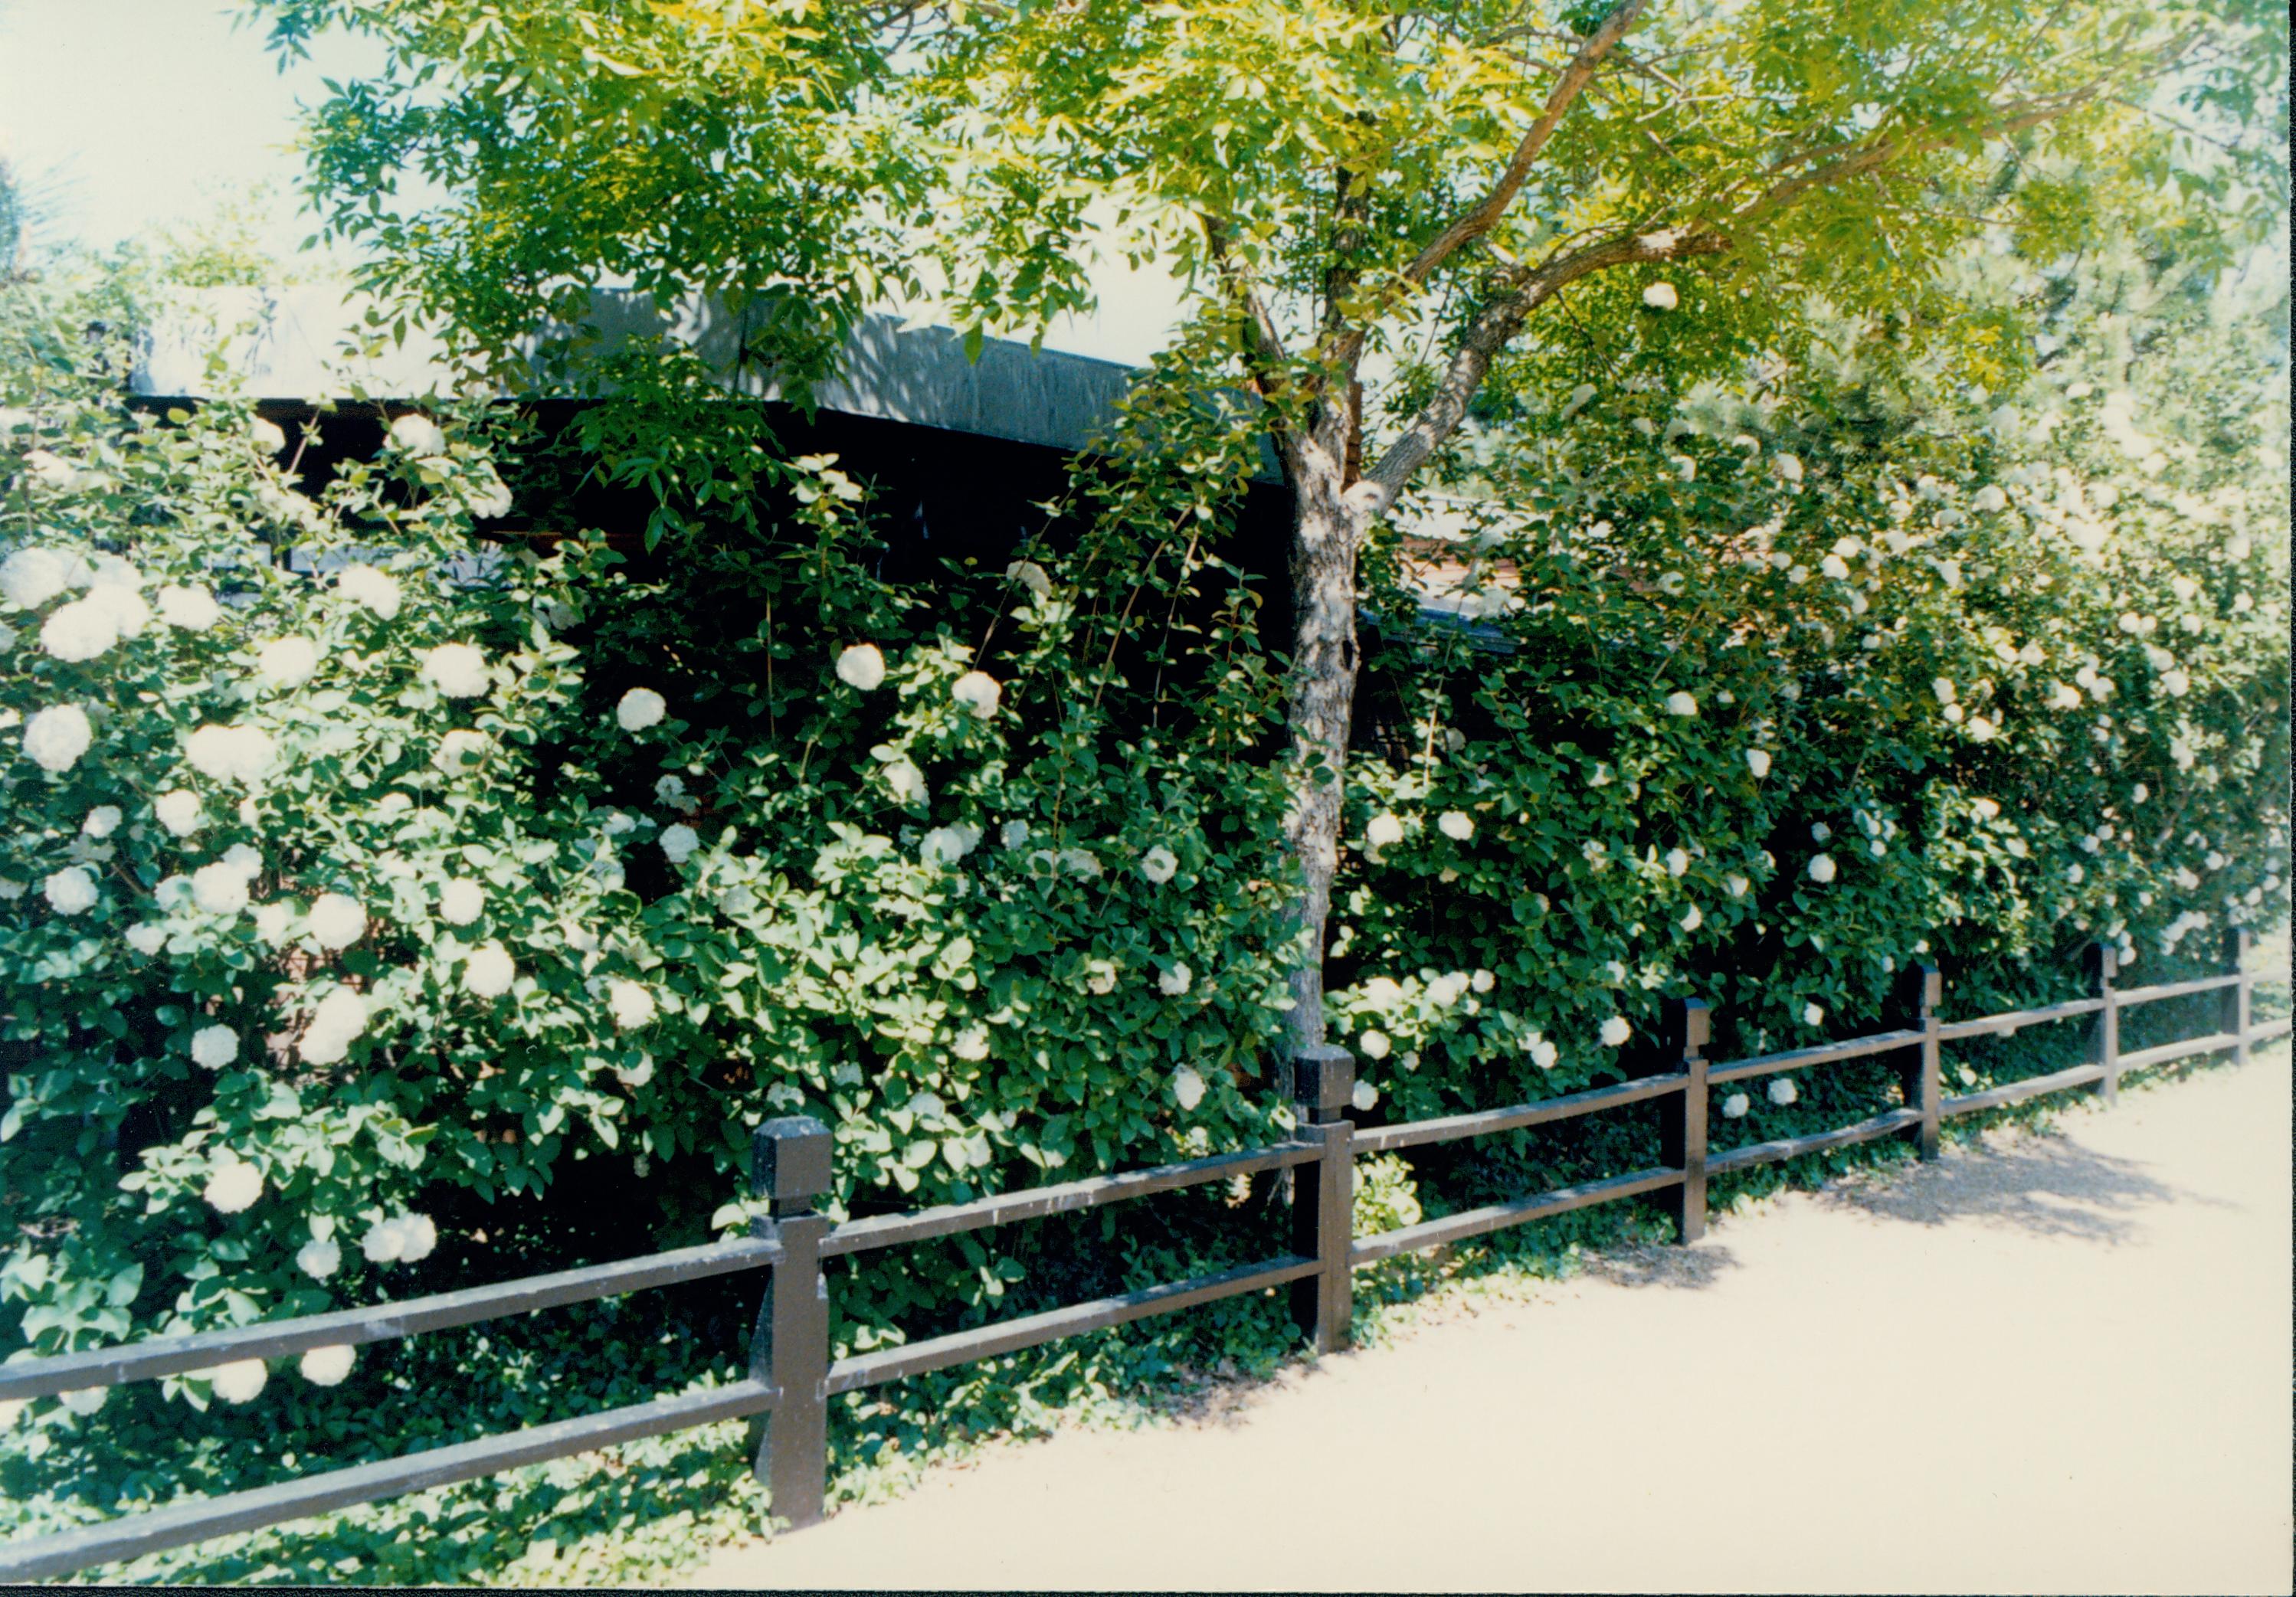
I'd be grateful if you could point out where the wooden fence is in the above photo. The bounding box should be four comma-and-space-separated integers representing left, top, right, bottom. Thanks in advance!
1, 930, 2285, 1582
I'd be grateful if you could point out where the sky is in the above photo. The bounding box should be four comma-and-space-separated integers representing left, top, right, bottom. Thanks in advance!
0, 0, 1186, 364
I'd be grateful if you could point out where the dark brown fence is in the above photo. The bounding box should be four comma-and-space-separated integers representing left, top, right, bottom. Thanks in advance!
2, 931, 2284, 1582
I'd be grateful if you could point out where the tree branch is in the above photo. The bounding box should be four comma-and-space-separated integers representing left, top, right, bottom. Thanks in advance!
1348, 224, 1728, 519
1396, 0, 1652, 292
1345, 54, 2165, 525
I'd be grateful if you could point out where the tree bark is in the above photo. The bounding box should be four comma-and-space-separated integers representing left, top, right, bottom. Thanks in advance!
1280, 399, 1366, 1055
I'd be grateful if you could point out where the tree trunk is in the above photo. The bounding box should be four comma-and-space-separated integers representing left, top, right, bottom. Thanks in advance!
1280, 406, 1366, 1056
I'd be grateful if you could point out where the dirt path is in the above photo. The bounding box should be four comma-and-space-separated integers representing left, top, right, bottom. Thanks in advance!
689, 1045, 2294, 1595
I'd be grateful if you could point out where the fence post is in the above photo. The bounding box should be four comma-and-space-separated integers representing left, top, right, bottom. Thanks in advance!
1889, 964, 1941, 1160
748, 1116, 833, 1533
1658, 996, 1710, 1244
1289, 1045, 1354, 1356
2085, 943, 2120, 1105
2222, 928, 2253, 1066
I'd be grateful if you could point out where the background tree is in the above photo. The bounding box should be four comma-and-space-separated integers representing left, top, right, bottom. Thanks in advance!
252, 0, 2286, 1047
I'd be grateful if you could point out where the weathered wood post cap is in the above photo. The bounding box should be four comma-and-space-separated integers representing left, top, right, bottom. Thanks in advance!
1902, 962, 1943, 1011
1289, 1045, 1354, 1119
752, 1117, 833, 1213
2085, 943, 2118, 983
1666, 996, 1711, 1055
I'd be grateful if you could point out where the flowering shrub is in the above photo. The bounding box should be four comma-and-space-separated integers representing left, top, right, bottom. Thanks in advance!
0, 219, 2285, 1581
0, 259, 1302, 1444
1328, 244, 2289, 1186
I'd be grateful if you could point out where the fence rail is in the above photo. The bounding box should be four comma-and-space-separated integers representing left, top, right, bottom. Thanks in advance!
1, 930, 2285, 1582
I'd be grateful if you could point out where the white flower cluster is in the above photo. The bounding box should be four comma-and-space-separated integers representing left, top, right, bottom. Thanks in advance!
419, 643, 490, 698
617, 688, 667, 731
203, 1154, 263, 1214
362, 1211, 439, 1264
23, 704, 94, 773
298, 987, 368, 1065
185, 723, 275, 785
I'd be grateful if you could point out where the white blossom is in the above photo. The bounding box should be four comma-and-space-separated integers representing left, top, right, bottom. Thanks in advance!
190, 1025, 239, 1069
1528, 1035, 1559, 1070
1000, 819, 1030, 849
192, 862, 251, 917
951, 1026, 991, 1062
40, 595, 124, 662
1006, 560, 1053, 599
1365, 812, 1405, 849
836, 643, 887, 690
419, 643, 490, 698
1820, 555, 1852, 581
82, 804, 123, 839
1721, 1092, 1751, 1119
44, 866, 99, 915
1437, 810, 1474, 842
1726, 873, 1751, 898
1141, 845, 1178, 883
206, 1359, 269, 1405
1158, 962, 1193, 997
1351, 1080, 1380, 1112
1358, 1029, 1392, 1061
325, 562, 404, 622
300, 1344, 356, 1386
1665, 847, 1691, 878
1745, 748, 1772, 778
298, 987, 368, 1065
1642, 281, 1679, 309
1664, 691, 1698, 717
60, 1387, 107, 1417
306, 893, 366, 950
1680, 905, 1703, 932
434, 728, 489, 775
1802, 1002, 1825, 1027
21, 704, 93, 774
126, 923, 167, 955
952, 670, 1002, 718
1807, 853, 1837, 884
1171, 1065, 1206, 1111
204, 1157, 263, 1214
257, 637, 322, 689
1600, 1015, 1632, 1047
883, 759, 926, 804
438, 879, 484, 926
1767, 1078, 1799, 1106
388, 413, 447, 456
296, 1237, 341, 1280
185, 724, 275, 785
615, 688, 667, 732
609, 979, 657, 1030
464, 942, 516, 999
1967, 715, 1997, 742
0, 547, 69, 609
1084, 959, 1118, 996
157, 583, 222, 631
1774, 453, 1804, 484
660, 823, 701, 864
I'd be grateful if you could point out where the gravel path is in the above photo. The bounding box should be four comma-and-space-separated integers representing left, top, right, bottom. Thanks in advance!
690, 1043, 2294, 1594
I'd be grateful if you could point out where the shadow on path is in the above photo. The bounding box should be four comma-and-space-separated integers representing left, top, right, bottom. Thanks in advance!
1808, 1127, 2226, 1245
